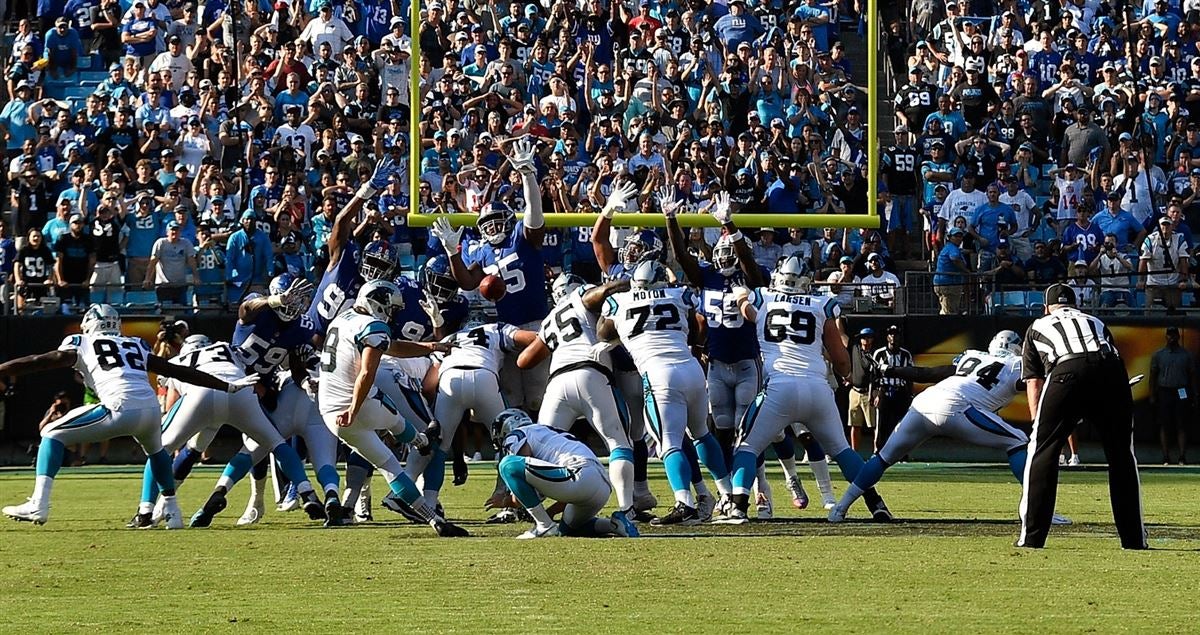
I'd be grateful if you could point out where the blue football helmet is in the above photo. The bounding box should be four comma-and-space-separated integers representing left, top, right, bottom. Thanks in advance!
620, 230, 663, 266
268, 272, 311, 321
477, 201, 516, 246
360, 240, 399, 282
421, 254, 460, 304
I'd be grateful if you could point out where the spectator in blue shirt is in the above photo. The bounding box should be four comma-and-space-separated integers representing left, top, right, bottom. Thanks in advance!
1095, 191, 1146, 252
1062, 205, 1107, 263
971, 183, 1018, 270
934, 227, 969, 314
225, 210, 273, 303
43, 17, 83, 79
714, 0, 764, 50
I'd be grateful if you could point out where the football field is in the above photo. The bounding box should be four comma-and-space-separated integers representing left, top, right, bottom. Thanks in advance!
2, 463, 1197, 633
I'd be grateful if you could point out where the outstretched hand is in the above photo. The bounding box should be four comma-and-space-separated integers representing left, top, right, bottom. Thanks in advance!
508, 136, 538, 176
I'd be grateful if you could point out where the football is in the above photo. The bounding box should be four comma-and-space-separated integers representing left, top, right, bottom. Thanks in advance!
479, 274, 506, 301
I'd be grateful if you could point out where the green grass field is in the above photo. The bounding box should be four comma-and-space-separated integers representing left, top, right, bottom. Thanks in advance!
1, 463, 1197, 634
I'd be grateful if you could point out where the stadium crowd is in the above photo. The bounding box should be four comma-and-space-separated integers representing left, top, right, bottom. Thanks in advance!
884, 0, 1199, 313
0, 0, 874, 315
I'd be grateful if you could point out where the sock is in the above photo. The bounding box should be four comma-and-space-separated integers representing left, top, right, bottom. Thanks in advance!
714, 427, 736, 470
853, 455, 888, 492
799, 431, 826, 462
394, 420, 418, 445
832, 448, 866, 482
730, 449, 757, 495
609, 447, 635, 511
316, 464, 341, 497
147, 449, 176, 497
693, 432, 731, 482
837, 482, 865, 511
754, 463, 771, 503
497, 455, 542, 508
404, 446, 433, 481
682, 438, 703, 486
218, 452, 253, 490
250, 457, 270, 480
777, 455, 798, 481
1008, 447, 1029, 483
140, 460, 159, 505
633, 439, 649, 481
35, 438, 66, 478
32, 474, 54, 508
342, 452, 373, 510
661, 449, 694, 506
172, 446, 201, 481
247, 475, 266, 508
773, 434, 798, 480
526, 503, 554, 528
422, 447, 447, 493
810, 457, 835, 498
272, 443, 314, 495
386, 473, 422, 505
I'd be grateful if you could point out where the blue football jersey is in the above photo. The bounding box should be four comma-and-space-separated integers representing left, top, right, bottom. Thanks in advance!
386, 277, 470, 342
232, 306, 319, 376
697, 262, 763, 364
462, 220, 547, 325
307, 241, 362, 332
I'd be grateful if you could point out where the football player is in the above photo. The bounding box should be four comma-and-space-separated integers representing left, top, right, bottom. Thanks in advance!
515, 272, 639, 536
720, 256, 892, 524
0, 305, 257, 526
595, 260, 734, 526
486, 409, 631, 539
430, 137, 549, 413
317, 280, 467, 537
829, 331, 1071, 525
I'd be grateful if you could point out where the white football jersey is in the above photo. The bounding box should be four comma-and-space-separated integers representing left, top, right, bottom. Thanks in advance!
503, 423, 595, 469
539, 287, 608, 375
168, 341, 246, 395
602, 286, 697, 370
59, 333, 157, 408
918, 350, 1023, 413
318, 309, 392, 415
750, 289, 840, 380
439, 322, 519, 374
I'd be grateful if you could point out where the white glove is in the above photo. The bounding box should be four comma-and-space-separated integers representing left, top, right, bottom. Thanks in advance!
587, 340, 617, 362
420, 295, 445, 328
301, 376, 319, 399
431, 217, 464, 257
227, 374, 261, 393
602, 182, 639, 219
656, 184, 680, 218
508, 136, 538, 176
709, 191, 733, 225
271, 277, 313, 308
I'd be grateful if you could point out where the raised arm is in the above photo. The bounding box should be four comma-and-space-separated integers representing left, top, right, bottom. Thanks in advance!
658, 184, 703, 285
146, 354, 255, 392
591, 180, 639, 271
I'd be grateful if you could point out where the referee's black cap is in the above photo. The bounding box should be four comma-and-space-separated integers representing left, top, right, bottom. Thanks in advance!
1045, 283, 1077, 307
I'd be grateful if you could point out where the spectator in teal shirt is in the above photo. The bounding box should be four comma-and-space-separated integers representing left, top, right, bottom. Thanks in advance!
225, 210, 273, 302
43, 18, 83, 79
0, 82, 37, 153
934, 227, 970, 314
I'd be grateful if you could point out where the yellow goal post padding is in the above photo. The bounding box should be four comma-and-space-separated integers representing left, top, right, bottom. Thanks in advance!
406, 212, 879, 229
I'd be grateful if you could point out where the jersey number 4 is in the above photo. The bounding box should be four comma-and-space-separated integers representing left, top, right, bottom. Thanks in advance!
956, 357, 1002, 389
93, 339, 147, 372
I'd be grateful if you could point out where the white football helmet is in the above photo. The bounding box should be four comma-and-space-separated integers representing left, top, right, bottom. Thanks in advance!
551, 272, 585, 304
770, 254, 812, 294
80, 304, 121, 336
179, 334, 212, 357
491, 407, 534, 451
354, 279, 405, 322
630, 260, 669, 290
988, 330, 1022, 358
711, 234, 738, 276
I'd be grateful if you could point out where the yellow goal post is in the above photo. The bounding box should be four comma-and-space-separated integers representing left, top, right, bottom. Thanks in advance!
406, 0, 879, 231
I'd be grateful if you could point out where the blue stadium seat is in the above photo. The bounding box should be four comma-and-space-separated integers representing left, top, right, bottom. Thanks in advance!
397, 254, 415, 272
122, 291, 159, 312
1025, 291, 1045, 315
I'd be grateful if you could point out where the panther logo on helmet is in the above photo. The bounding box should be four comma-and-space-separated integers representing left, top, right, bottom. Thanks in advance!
620, 230, 663, 266
80, 304, 122, 336
491, 407, 534, 451
770, 254, 813, 294
421, 254, 461, 304
477, 202, 516, 246
988, 330, 1023, 358
354, 280, 405, 321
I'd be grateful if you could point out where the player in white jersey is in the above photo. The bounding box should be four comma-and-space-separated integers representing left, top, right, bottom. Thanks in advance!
829, 331, 1070, 525
317, 280, 467, 536
485, 409, 631, 539
515, 273, 639, 537
0, 304, 257, 526
719, 256, 892, 524
597, 260, 733, 526
137, 335, 330, 528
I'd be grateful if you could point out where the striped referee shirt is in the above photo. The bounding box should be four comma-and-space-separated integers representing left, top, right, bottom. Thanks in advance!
1022, 307, 1119, 379
872, 346, 914, 395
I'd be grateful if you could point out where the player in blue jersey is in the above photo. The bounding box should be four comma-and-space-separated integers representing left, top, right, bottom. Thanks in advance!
660, 188, 837, 514
308, 158, 402, 332
430, 137, 550, 413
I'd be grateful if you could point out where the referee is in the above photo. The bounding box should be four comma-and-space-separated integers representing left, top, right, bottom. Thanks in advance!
1017, 283, 1147, 550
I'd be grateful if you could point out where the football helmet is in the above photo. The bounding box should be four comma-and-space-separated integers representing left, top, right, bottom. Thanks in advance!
630, 260, 669, 290
550, 272, 585, 304
354, 279, 405, 322
360, 240, 399, 282
421, 254, 460, 304
770, 254, 812, 294
268, 272, 311, 321
620, 230, 663, 266
179, 334, 212, 357
477, 201, 516, 246
711, 234, 738, 276
491, 407, 534, 451
988, 330, 1022, 358
80, 304, 121, 336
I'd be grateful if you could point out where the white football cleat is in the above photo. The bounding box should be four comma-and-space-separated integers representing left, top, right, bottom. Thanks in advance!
1067, 455, 1081, 467
785, 476, 809, 509
756, 492, 773, 520
827, 503, 848, 523
516, 523, 561, 539
161, 496, 184, 530
237, 502, 264, 526
695, 492, 716, 522
3, 499, 48, 525
1051, 513, 1073, 525
712, 507, 749, 525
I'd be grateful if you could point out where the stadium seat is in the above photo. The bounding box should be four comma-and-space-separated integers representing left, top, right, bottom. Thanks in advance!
988, 290, 1026, 314
122, 291, 159, 312
398, 254, 415, 272
1025, 291, 1045, 315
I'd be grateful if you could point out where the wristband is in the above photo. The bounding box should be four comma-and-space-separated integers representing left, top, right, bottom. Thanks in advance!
267, 295, 283, 308
355, 183, 378, 201
727, 230, 744, 243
